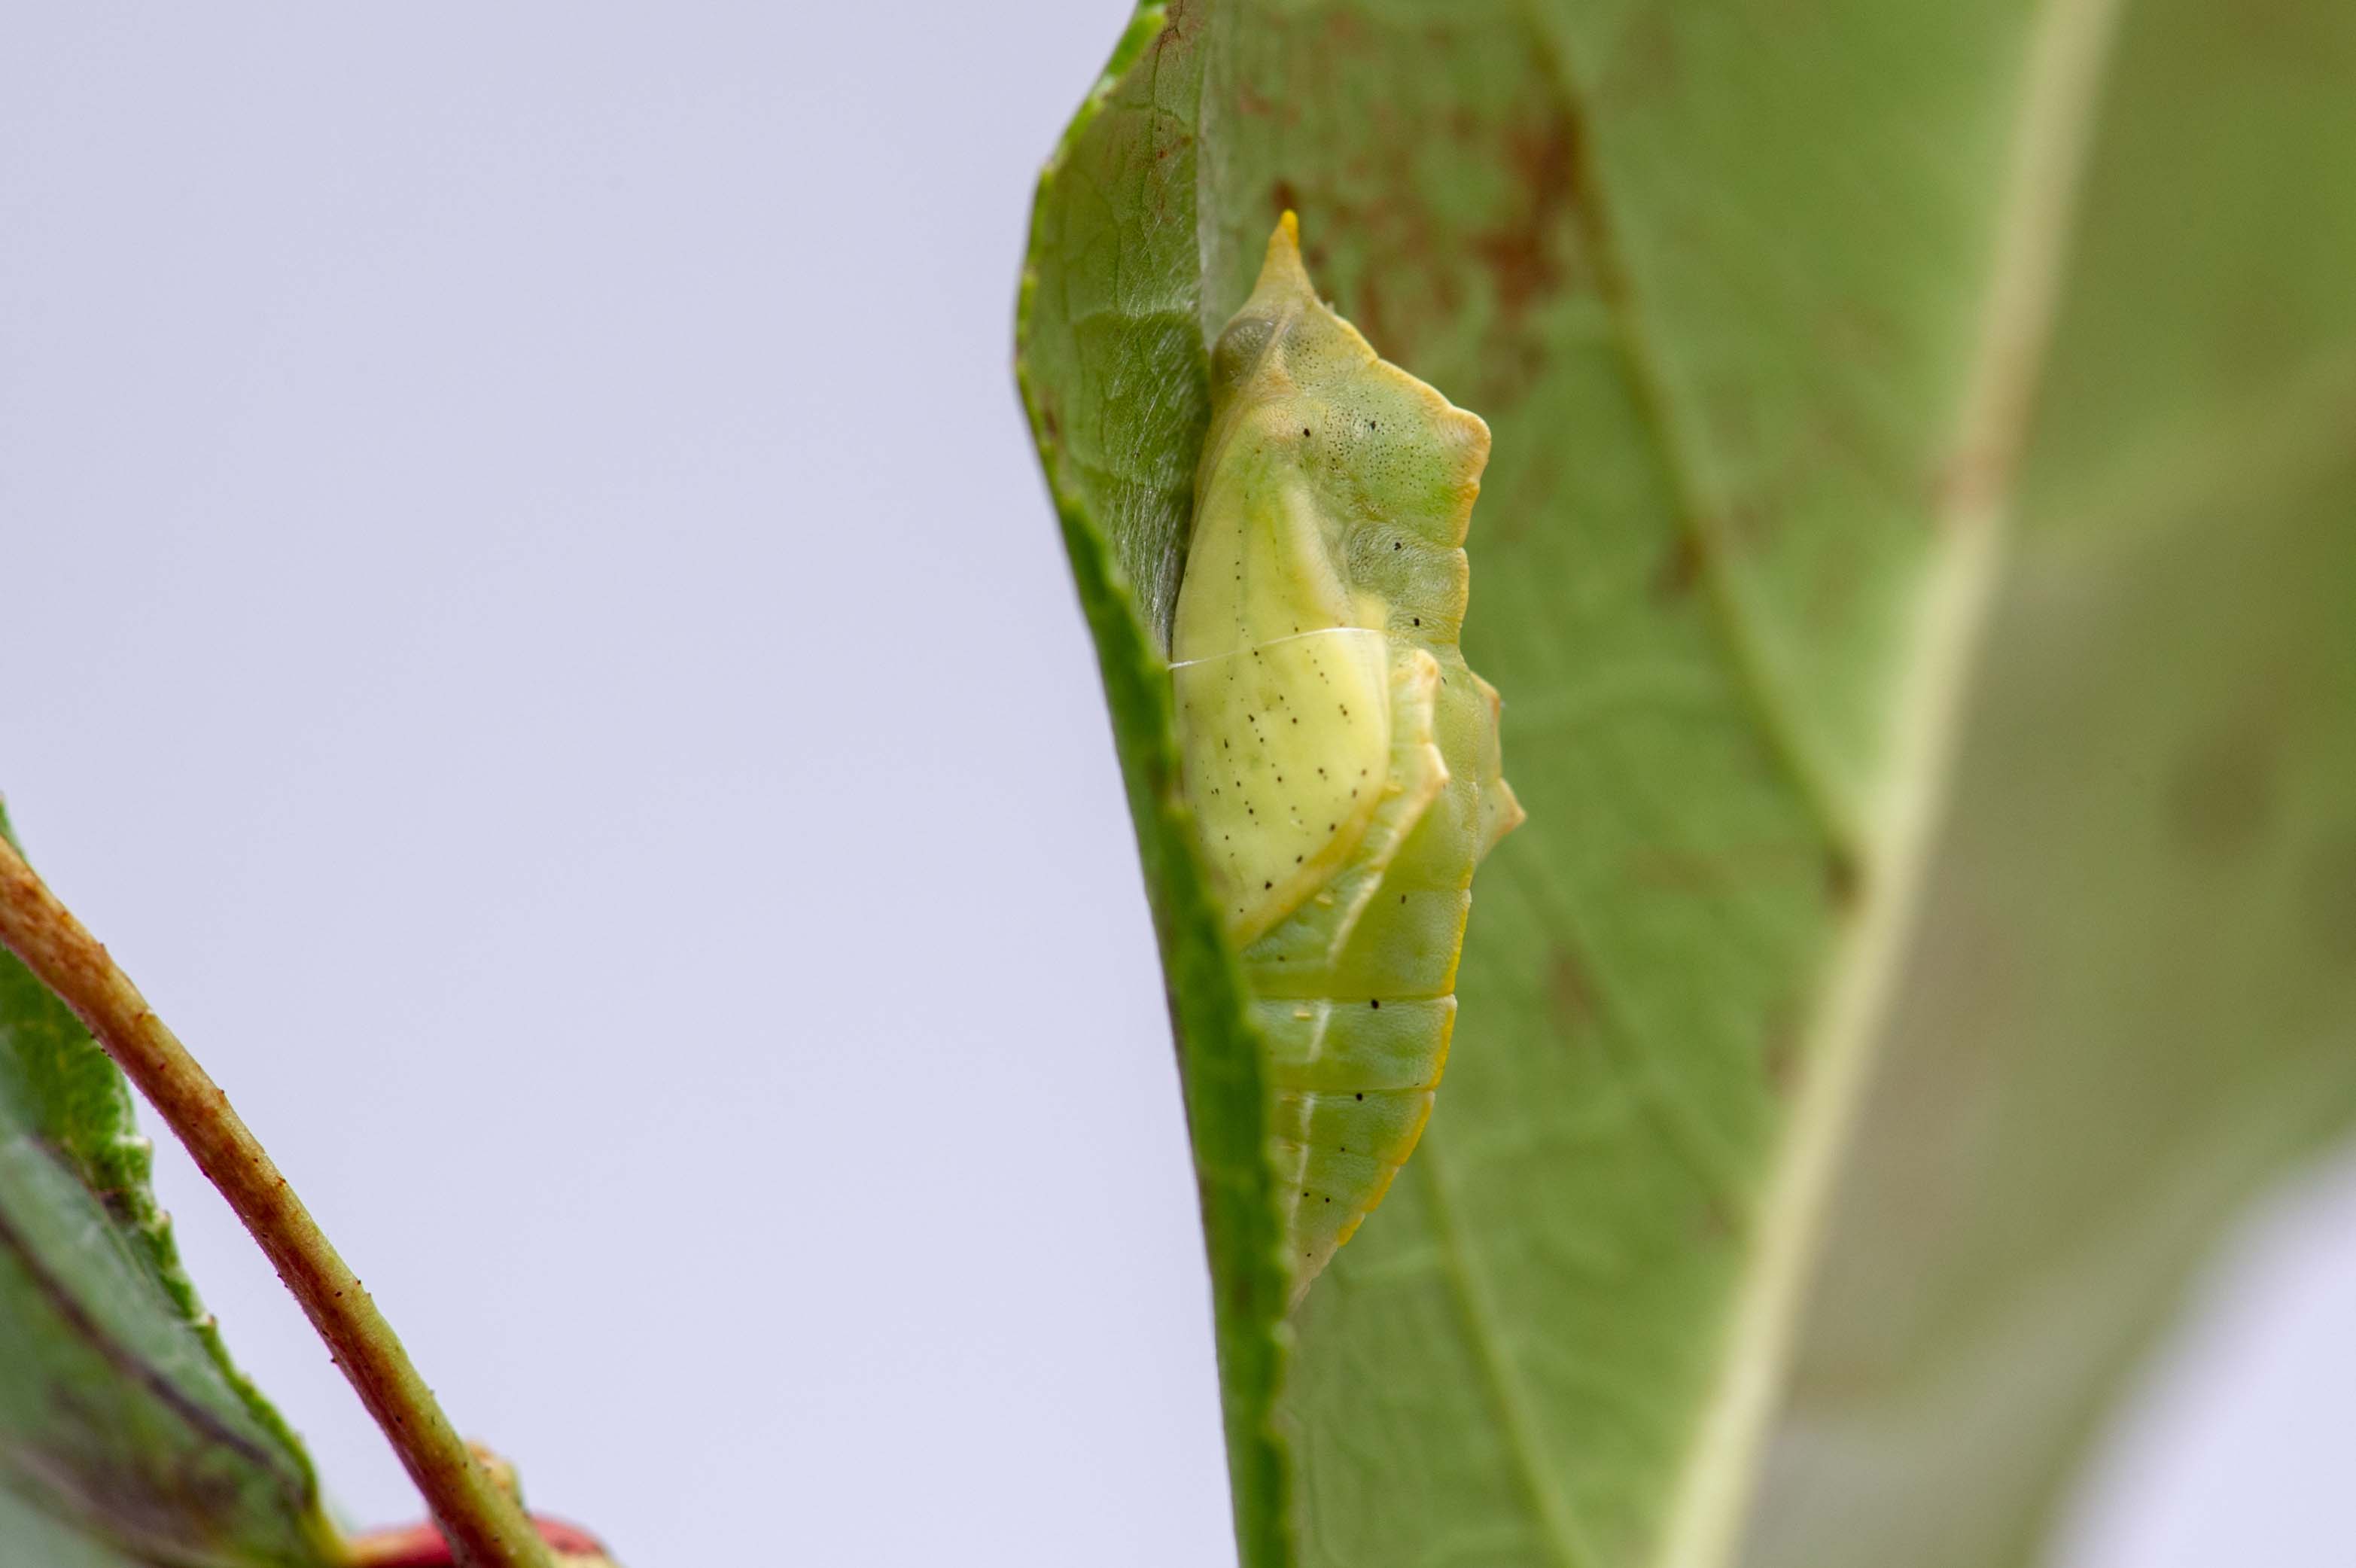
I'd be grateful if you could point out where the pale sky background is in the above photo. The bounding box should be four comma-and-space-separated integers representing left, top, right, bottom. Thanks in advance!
1, 5, 2348, 1566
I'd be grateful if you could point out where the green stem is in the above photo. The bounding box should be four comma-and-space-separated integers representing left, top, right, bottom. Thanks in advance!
0, 834, 556, 1568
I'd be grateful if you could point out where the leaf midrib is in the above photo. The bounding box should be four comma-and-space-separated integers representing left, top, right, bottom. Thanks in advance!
1644, 1, 2139, 1565
1385, 2, 2131, 1560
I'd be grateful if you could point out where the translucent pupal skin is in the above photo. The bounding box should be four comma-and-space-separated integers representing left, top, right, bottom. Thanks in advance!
1173, 215, 1523, 1300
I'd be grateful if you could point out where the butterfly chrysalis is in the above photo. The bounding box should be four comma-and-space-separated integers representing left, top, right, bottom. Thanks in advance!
1173, 214, 1523, 1302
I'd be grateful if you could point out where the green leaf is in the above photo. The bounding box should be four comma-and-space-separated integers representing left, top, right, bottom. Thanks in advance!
1739, 0, 2356, 1561
0, 805, 340, 1567
0, 1489, 155, 1568
1016, 2, 2356, 1566
1017, 11, 1297, 1564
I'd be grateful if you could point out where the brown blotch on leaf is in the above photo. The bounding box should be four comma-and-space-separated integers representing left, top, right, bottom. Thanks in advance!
1471, 109, 1581, 328
1824, 845, 1863, 910
2169, 720, 2278, 857
1655, 531, 1706, 600
1547, 948, 1599, 1038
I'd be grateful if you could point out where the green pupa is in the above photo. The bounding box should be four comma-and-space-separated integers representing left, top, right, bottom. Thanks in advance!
1173, 214, 1523, 1300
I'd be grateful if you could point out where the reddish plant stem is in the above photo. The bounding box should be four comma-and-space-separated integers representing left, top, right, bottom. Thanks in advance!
0, 834, 553, 1568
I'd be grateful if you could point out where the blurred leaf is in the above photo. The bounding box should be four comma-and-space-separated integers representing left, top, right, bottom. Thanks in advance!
0, 805, 340, 1566
1021, 0, 2354, 1564
1740, 0, 2356, 1563
0, 1489, 149, 1568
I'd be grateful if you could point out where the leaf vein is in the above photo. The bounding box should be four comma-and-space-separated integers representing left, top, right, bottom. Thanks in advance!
1517, 2, 1867, 866
1417, 1134, 1604, 1568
